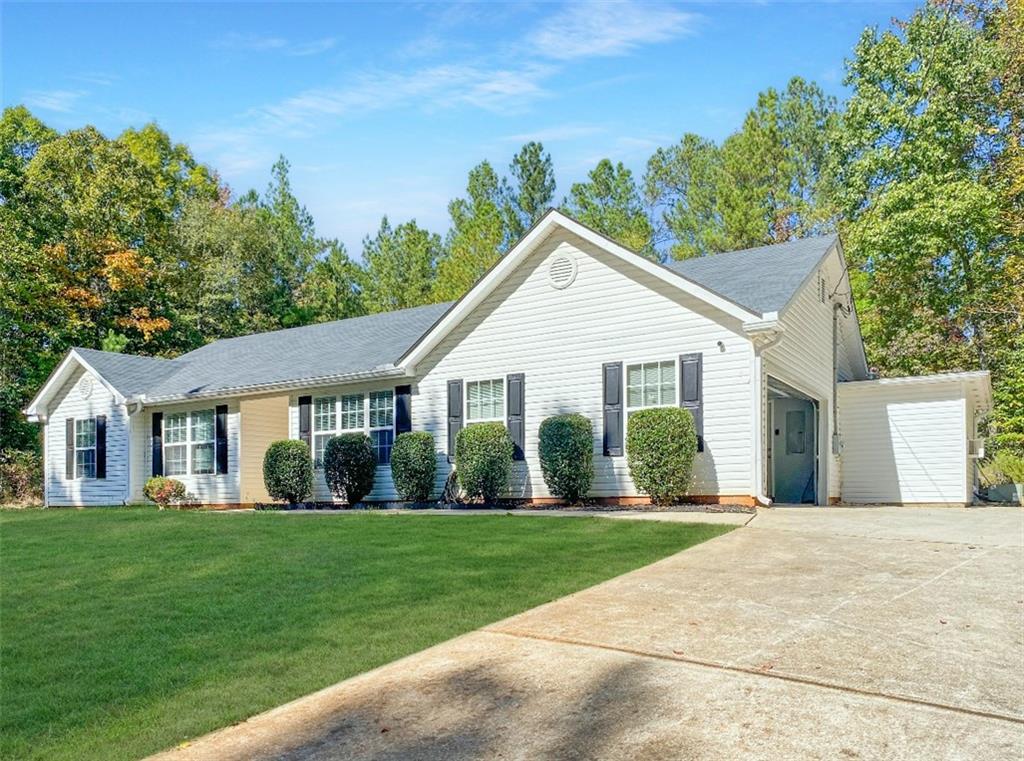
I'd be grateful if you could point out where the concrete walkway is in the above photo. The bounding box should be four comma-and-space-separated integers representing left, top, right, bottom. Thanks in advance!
153, 507, 1024, 761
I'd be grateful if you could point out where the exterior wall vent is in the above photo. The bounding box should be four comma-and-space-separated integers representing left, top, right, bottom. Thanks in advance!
547, 254, 577, 290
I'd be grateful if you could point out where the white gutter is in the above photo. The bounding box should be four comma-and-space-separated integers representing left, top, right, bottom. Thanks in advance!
127, 365, 408, 406
744, 318, 785, 507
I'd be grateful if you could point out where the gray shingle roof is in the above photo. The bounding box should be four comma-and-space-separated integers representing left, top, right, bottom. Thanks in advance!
73, 348, 180, 398
665, 235, 837, 315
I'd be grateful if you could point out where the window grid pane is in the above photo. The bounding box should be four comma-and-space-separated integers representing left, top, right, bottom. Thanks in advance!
314, 433, 333, 468
192, 443, 214, 474
371, 429, 394, 465
340, 394, 364, 430
313, 397, 337, 433
75, 449, 96, 479
626, 361, 676, 410
191, 410, 214, 442
75, 418, 96, 448
165, 444, 187, 476
369, 391, 393, 429
164, 413, 188, 444
467, 379, 504, 421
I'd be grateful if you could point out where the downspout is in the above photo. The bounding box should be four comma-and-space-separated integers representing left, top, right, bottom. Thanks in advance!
744, 320, 785, 507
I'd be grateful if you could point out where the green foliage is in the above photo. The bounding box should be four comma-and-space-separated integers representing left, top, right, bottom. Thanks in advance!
434, 160, 508, 301
455, 422, 513, 503
360, 216, 441, 313
625, 407, 697, 505
390, 431, 437, 502
100, 330, 129, 353
262, 440, 313, 504
323, 433, 376, 505
503, 141, 556, 240
0, 449, 42, 504
562, 159, 656, 259
992, 450, 1024, 484
538, 414, 594, 503
142, 476, 186, 508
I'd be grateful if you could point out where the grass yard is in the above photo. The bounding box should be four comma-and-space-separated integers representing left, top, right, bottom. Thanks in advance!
0, 508, 731, 761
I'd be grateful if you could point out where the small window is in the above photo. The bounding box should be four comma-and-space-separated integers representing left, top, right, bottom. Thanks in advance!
190, 410, 215, 475
164, 412, 188, 476
75, 418, 97, 479
466, 379, 504, 423
313, 397, 337, 468
786, 410, 806, 454
626, 361, 675, 416
369, 391, 394, 464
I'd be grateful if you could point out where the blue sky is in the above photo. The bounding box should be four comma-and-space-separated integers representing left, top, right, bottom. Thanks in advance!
3, 1, 916, 254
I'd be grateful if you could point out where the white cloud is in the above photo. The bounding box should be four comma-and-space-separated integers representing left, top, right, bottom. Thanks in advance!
23, 89, 87, 113
529, 1, 698, 60
501, 123, 605, 143
211, 32, 336, 56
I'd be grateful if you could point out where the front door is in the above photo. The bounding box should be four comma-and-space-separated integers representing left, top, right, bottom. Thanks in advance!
771, 398, 817, 504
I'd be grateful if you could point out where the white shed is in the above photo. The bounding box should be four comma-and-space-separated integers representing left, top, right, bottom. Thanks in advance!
837, 372, 992, 505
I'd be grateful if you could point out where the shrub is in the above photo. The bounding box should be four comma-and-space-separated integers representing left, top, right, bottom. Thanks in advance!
391, 431, 437, 502
538, 414, 593, 503
993, 450, 1024, 484
263, 440, 313, 504
143, 476, 187, 508
0, 449, 42, 505
455, 422, 513, 503
323, 433, 376, 505
625, 407, 697, 505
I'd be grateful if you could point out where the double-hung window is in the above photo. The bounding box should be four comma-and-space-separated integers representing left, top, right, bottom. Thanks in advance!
163, 409, 216, 475
75, 418, 97, 479
466, 378, 504, 423
369, 391, 394, 464
626, 361, 676, 419
164, 412, 189, 476
312, 394, 367, 467
312, 396, 338, 467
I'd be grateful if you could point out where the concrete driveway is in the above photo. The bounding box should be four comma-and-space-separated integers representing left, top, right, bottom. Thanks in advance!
154, 507, 1024, 761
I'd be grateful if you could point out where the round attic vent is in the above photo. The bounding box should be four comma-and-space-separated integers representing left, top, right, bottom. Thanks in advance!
547, 254, 577, 290
79, 375, 93, 399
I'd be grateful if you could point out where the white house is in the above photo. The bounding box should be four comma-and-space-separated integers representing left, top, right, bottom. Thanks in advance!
24, 210, 992, 508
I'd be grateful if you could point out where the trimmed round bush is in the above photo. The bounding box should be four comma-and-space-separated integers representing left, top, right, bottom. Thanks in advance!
263, 440, 313, 504
391, 431, 437, 502
455, 422, 513, 503
625, 407, 697, 505
538, 413, 593, 503
143, 476, 186, 508
323, 433, 376, 505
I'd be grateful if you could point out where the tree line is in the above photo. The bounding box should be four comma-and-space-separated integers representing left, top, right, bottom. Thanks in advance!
1, 0, 1021, 460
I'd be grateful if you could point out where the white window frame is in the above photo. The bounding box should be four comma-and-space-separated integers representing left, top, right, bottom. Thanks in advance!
74, 417, 97, 480
465, 377, 505, 424
625, 359, 677, 423
368, 390, 395, 465
309, 391, 397, 468
162, 408, 217, 476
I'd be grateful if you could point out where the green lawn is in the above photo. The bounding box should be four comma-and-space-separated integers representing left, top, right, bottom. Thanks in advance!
0, 508, 731, 761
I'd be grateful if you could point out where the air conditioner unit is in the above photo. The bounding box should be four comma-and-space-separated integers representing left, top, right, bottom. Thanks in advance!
967, 438, 985, 459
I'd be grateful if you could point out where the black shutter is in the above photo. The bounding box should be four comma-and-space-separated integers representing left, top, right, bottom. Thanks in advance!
603, 362, 623, 457
65, 418, 75, 479
680, 353, 704, 452
95, 415, 106, 479
446, 379, 463, 463
151, 412, 163, 476
298, 396, 312, 450
506, 373, 525, 461
215, 404, 228, 474
395, 385, 412, 435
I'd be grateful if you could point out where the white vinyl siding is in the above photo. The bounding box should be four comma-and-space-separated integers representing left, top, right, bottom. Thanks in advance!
411, 230, 755, 500
838, 380, 970, 504
130, 401, 240, 504
45, 367, 128, 506
765, 248, 868, 501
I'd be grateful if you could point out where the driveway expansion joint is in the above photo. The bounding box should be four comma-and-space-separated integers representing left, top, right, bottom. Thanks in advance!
481, 628, 1024, 726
